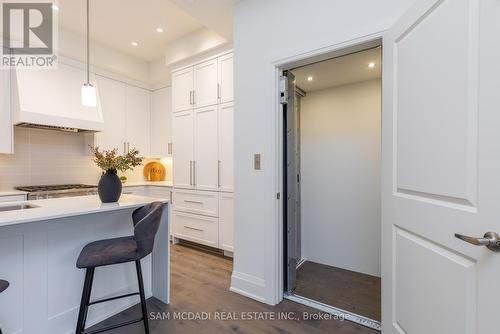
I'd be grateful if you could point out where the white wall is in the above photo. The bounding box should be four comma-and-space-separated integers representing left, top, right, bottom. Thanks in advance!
232, 0, 416, 304
300, 79, 381, 277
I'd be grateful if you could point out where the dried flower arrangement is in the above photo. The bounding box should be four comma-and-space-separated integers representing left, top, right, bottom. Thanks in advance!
89, 146, 143, 173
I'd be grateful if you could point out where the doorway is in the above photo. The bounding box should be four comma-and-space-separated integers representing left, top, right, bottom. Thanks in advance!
282, 45, 382, 331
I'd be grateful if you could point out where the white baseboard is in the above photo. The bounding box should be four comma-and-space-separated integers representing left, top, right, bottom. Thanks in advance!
230, 271, 267, 303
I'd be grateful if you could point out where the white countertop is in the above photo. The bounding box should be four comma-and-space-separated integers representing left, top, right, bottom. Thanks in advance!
0, 194, 168, 227
0, 189, 29, 196
122, 181, 172, 187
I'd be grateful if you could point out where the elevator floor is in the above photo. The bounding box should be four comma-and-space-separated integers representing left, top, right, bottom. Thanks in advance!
294, 261, 381, 321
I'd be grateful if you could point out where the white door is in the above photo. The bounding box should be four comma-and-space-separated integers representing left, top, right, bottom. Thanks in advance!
382, 0, 500, 333
218, 53, 234, 104
94, 76, 127, 154
151, 87, 172, 157
218, 102, 234, 192
193, 58, 218, 109
194, 105, 218, 191
219, 192, 234, 252
172, 67, 193, 113
172, 110, 194, 189
126, 85, 151, 156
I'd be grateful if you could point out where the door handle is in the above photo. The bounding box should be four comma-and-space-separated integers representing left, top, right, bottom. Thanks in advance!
189, 91, 193, 105
189, 161, 193, 186
193, 160, 196, 186
218, 160, 221, 188
455, 232, 500, 252
217, 83, 221, 100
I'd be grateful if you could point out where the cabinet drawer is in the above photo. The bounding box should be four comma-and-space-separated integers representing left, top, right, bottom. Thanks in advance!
172, 211, 218, 248
149, 187, 172, 201
173, 189, 218, 217
0, 195, 27, 203
122, 186, 148, 196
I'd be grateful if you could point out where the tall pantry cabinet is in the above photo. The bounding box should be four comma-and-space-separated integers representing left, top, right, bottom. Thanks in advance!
171, 51, 234, 254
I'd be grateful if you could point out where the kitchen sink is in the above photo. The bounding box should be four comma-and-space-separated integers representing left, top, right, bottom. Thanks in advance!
0, 203, 39, 212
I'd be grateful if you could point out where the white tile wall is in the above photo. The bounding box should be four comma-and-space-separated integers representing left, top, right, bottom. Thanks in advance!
0, 128, 171, 190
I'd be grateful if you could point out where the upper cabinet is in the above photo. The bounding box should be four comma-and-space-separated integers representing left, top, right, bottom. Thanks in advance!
126, 85, 151, 156
151, 86, 172, 157
218, 53, 234, 104
193, 59, 218, 109
0, 65, 13, 154
172, 67, 193, 113
218, 102, 234, 192
172, 52, 234, 114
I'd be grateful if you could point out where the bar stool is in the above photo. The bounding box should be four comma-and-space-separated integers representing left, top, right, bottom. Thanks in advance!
0, 279, 9, 334
75, 202, 165, 334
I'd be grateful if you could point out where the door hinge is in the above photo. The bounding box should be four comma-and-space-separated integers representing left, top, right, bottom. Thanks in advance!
280, 75, 288, 105
277, 192, 281, 200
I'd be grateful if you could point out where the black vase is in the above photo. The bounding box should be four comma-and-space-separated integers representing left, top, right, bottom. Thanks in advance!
98, 169, 122, 203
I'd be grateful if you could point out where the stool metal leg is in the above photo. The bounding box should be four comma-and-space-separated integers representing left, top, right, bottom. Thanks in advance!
135, 260, 150, 334
76, 268, 95, 334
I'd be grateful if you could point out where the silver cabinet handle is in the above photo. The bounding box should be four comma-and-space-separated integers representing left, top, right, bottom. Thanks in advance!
217, 83, 221, 100
218, 160, 221, 188
189, 90, 193, 105
193, 90, 196, 105
193, 160, 196, 186
127, 142, 130, 153
184, 200, 203, 204
168, 142, 172, 155
189, 161, 193, 186
123, 142, 127, 155
184, 226, 203, 232
455, 232, 500, 252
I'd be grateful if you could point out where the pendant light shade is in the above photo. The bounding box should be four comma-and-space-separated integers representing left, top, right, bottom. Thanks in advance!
81, 83, 96, 107
81, 0, 96, 107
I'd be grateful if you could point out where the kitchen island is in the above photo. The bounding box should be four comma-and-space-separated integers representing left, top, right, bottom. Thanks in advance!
0, 195, 169, 334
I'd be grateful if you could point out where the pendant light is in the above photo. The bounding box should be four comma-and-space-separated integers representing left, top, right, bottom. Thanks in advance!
81, 0, 96, 107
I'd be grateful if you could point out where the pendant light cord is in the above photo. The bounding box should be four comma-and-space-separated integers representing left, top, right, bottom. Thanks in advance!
86, 0, 90, 84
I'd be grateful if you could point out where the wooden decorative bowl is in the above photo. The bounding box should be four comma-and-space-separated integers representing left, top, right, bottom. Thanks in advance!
143, 161, 166, 181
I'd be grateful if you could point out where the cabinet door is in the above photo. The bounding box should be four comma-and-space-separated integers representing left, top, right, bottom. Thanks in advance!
126, 85, 151, 157
219, 192, 234, 252
172, 110, 194, 189
151, 87, 172, 157
218, 103, 234, 192
0, 63, 13, 154
172, 67, 193, 113
194, 105, 218, 191
94, 76, 127, 153
218, 53, 234, 104
193, 58, 218, 109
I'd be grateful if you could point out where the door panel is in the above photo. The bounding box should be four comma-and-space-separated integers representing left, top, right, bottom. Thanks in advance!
126, 85, 151, 156
219, 192, 234, 252
194, 59, 218, 109
172, 110, 194, 189
172, 67, 193, 113
194, 105, 219, 191
151, 87, 172, 157
383, 0, 499, 333
218, 103, 234, 192
218, 53, 234, 104
94, 76, 127, 153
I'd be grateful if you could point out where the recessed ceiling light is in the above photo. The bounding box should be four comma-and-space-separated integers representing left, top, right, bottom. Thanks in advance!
52, 4, 59, 10
131, 41, 139, 47
156, 27, 164, 33
368, 62, 376, 68
307, 76, 313, 82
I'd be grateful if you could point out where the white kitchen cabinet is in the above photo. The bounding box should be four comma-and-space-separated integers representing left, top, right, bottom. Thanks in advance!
172, 110, 194, 189
0, 194, 27, 202
126, 85, 151, 157
193, 58, 218, 109
93, 76, 127, 153
218, 53, 234, 104
172, 211, 218, 248
172, 189, 219, 217
172, 67, 193, 113
219, 192, 234, 252
194, 105, 219, 191
151, 86, 172, 157
0, 63, 13, 154
218, 103, 234, 192
149, 186, 172, 201
122, 186, 148, 196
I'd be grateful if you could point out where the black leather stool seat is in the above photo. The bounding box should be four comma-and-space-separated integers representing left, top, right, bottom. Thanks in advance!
0, 280, 8, 293
77, 236, 139, 269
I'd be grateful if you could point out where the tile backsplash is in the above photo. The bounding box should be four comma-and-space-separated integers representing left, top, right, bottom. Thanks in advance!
0, 128, 171, 190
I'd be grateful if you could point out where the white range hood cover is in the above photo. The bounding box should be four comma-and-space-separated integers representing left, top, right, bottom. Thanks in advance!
11, 62, 104, 132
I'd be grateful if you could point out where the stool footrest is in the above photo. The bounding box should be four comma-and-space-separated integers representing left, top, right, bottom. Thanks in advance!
82, 317, 144, 334
88, 292, 140, 306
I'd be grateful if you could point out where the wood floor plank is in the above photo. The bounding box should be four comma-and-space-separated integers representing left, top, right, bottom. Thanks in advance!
88, 244, 378, 334
294, 261, 381, 321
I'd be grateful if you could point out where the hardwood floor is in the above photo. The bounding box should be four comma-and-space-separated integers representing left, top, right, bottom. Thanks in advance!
88, 244, 377, 334
294, 261, 381, 321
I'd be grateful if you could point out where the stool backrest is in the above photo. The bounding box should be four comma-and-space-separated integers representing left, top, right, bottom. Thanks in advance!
0, 280, 9, 294
132, 202, 165, 257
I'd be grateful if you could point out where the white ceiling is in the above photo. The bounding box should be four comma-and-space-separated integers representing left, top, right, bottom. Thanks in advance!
292, 47, 382, 93
57, 0, 204, 61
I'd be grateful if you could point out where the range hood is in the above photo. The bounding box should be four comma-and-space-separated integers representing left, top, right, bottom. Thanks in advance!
11, 62, 104, 133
